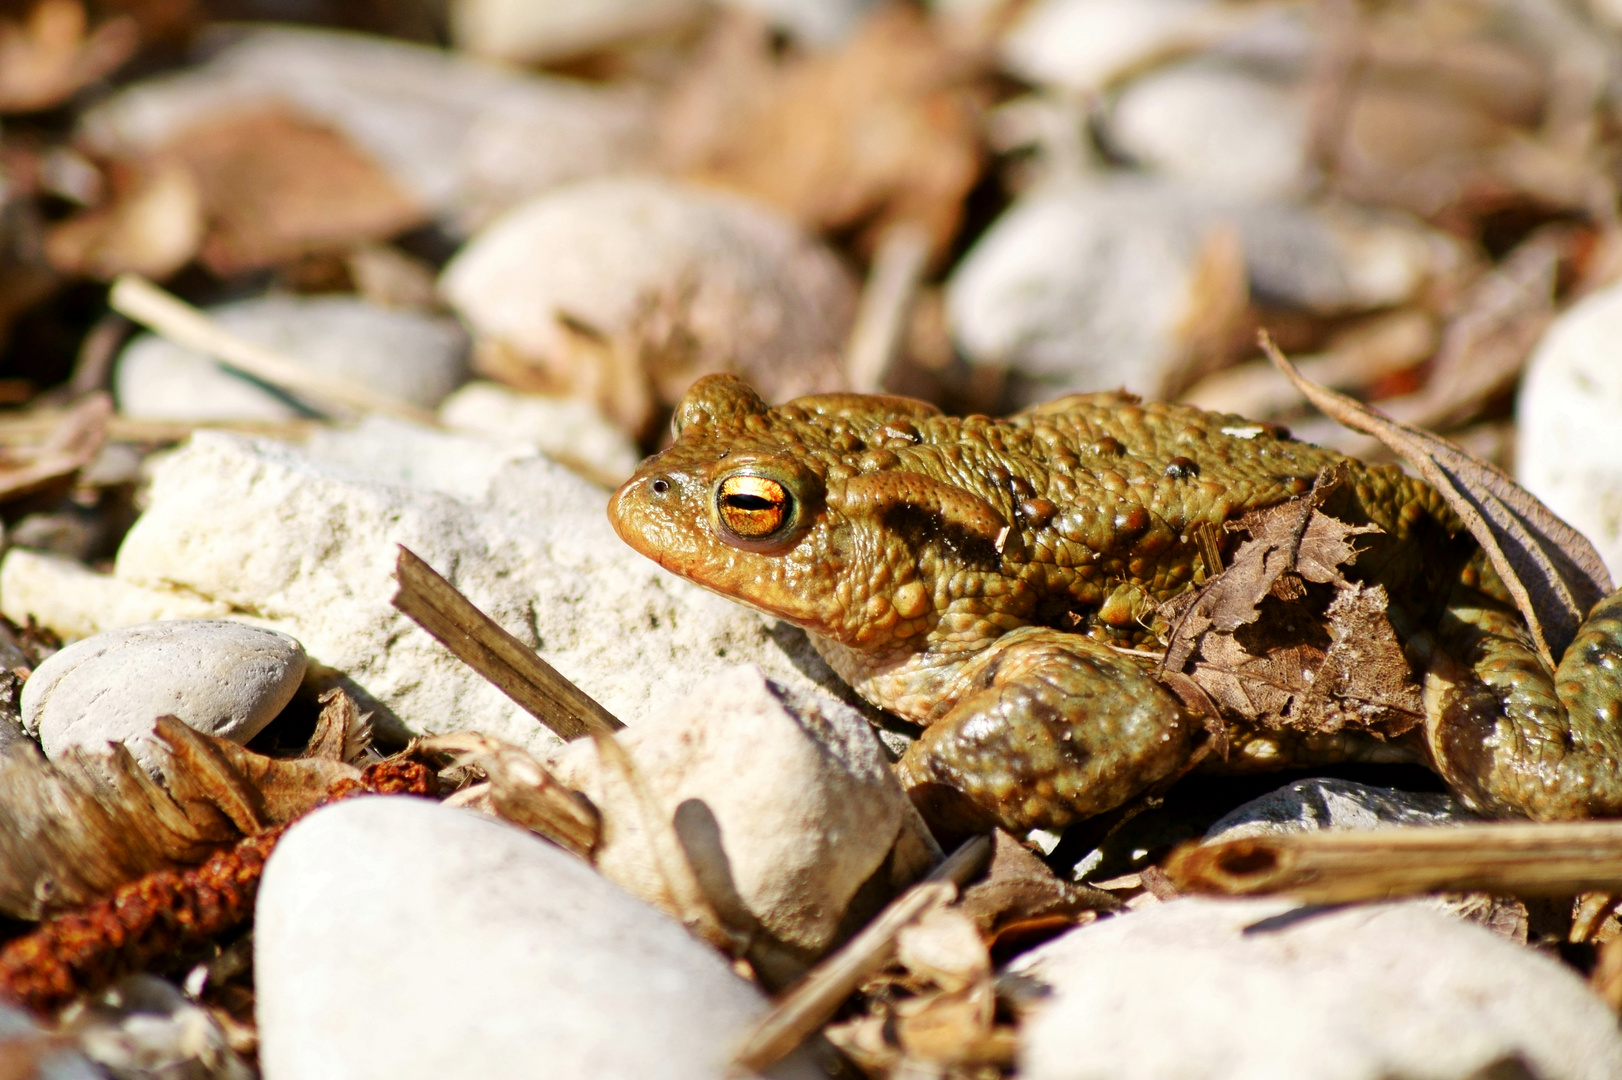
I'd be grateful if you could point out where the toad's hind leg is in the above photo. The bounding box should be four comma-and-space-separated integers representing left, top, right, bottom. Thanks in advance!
894, 627, 1196, 836
1425, 589, 1622, 819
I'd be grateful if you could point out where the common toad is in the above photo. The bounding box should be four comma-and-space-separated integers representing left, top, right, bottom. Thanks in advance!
609, 376, 1622, 833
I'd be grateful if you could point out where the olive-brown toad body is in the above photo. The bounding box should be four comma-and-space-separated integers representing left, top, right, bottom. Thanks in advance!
610, 375, 1622, 834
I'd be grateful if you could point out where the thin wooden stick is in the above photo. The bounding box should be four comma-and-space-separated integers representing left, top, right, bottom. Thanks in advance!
109, 274, 437, 425
730, 835, 993, 1075
846, 222, 930, 394
390, 545, 624, 741
1166, 821, 1622, 903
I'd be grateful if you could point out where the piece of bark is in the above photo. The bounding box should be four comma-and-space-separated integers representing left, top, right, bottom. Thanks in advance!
390, 545, 624, 741
1167, 821, 1622, 903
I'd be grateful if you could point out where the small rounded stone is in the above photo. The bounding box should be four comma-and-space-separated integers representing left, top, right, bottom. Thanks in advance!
21, 619, 307, 772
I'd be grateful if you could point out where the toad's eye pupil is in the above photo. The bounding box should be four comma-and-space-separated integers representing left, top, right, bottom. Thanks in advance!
717, 476, 791, 540
651, 478, 670, 494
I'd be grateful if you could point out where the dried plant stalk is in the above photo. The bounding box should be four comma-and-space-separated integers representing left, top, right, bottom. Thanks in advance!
730, 835, 992, 1075
108, 274, 436, 424
1166, 821, 1622, 904
391, 546, 625, 741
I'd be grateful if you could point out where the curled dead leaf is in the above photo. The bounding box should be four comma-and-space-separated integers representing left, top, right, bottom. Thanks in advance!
1263, 333, 1612, 668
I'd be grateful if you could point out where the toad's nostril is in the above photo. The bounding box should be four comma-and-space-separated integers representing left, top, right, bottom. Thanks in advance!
651, 477, 671, 495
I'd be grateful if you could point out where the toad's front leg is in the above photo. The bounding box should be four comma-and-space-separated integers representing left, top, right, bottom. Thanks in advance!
894, 626, 1196, 836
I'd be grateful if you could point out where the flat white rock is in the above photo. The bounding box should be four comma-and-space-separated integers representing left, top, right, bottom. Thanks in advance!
115, 295, 469, 422
1517, 278, 1622, 580
1011, 897, 1622, 1080
79, 26, 654, 231
947, 178, 1460, 403
549, 665, 938, 956
1107, 60, 1309, 199
20, 620, 306, 772
1000, 0, 1279, 93
256, 797, 820, 1080
1206, 777, 1476, 841
2, 420, 857, 755
440, 176, 854, 431
437, 381, 641, 486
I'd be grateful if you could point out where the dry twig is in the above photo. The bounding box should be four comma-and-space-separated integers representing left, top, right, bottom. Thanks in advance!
390, 545, 625, 741
1166, 821, 1622, 903
846, 221, 931, 393
108, 274, 437, 425
730, 834, 992, 1076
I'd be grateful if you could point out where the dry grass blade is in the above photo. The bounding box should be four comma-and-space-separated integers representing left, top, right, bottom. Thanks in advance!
1262, 333, 1611, 667
418, 732, 599, 858
730, 835, 993, 1076
0, 391, 109, 504
846, 221, 930, 393
1166, 821, 1622, 903
108, 274, 437, 425
391, 546, 625, 741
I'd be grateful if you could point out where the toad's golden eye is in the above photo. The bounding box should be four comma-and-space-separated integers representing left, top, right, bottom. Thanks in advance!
717, 475, 791, 539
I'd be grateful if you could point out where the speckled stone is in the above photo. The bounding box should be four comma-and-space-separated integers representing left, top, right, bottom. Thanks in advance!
21, 620, 306, 772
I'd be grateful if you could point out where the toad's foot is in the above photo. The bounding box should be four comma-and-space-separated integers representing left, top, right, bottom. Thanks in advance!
1425, 588, 1622, 820
894, 626, 1195, 836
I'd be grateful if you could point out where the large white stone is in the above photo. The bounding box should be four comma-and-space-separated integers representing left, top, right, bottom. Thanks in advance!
1517, 279, 1622, 581
1000, 0, 1282, 94
1011, 897, 1622, 1080
1107, 61, 1309, 199
549, 665, 938, 956
439, 177, 854, 431
21, 620, 306, 772
79, 26, 654, 231
1205, 778, 1476, 841
115, 295, 469, 422
1, 422, 853, 755
946, 179, 1460, 403
255, 797, 819, 1080
437, 381, 642, 487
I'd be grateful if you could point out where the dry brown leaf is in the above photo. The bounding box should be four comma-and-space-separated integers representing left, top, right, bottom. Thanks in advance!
1159, 465, 1372, 672
661, 5, 985, 259
0, 716, 358, 920
44, 155, 203, 280
955, 829, 1121, 940
1160, 466, 1422, 738
300, 687, 373, 765
158, 105, 425, 276
0, 0, 137, 113
1263, 335, 1612, 667
892, 983, 999, 1067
